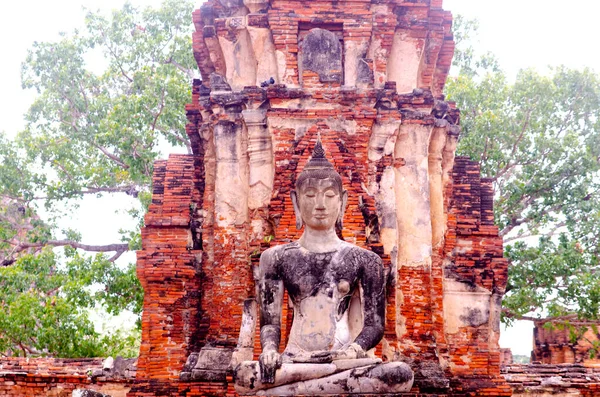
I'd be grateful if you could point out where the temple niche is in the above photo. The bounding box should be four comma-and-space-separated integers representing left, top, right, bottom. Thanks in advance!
129, 0, 510, 396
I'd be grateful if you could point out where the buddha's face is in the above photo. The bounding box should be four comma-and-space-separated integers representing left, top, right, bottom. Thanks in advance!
293, 178, 346, 231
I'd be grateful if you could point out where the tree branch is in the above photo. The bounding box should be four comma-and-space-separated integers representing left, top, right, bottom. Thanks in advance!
154, 125, 191, 153
101, 29, 133, 83
503, 221, 566, 244
34, 184, 141, 200
0, 258, 16, 267
90, 142, 129, 169
492, 109, 532, 182
108, 250, 126, 262
143, 87, 192, 154
11, 240, 129, 256
151, 86, 166, 132
501, 309, 580, 323
165, 57, 194, 79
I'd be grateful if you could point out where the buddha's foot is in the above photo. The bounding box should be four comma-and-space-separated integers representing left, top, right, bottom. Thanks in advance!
234, 360, 413, 395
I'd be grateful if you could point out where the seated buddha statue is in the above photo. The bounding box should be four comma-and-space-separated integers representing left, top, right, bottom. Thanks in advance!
232, 140, 413, 395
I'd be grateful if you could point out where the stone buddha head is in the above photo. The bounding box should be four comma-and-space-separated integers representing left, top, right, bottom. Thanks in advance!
291, 140, 348, 231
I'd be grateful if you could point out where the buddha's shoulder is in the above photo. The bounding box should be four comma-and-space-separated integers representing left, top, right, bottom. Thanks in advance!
260, 242, 300, 261
339, 242, 382, 264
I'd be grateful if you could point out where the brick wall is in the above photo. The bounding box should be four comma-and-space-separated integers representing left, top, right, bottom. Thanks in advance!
532, 319, 600, 365
0, 357, 135, 397
503, 363, 600, 396
442, 157, 511, 396
136, 155, 203, 380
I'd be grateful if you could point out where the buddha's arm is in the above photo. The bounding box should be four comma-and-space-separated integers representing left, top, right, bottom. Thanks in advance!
354, 252, 385, 351
258, 248, 284, 383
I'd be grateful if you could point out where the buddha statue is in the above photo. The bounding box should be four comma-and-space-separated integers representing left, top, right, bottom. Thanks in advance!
232, 140, 414, 395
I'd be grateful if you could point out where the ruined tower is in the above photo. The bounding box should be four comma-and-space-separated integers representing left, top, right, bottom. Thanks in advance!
130, 0, 510, 395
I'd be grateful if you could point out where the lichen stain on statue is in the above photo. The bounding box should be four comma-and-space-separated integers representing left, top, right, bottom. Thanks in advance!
231, 140, 414, 395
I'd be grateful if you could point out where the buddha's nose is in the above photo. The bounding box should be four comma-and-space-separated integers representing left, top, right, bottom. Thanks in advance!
315, 195, 326, 209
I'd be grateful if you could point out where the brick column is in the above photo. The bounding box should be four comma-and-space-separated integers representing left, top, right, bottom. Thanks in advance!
135, 155, 202, 381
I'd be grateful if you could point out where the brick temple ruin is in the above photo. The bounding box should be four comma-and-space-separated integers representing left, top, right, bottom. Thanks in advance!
532, 319, 600, 366
132, 0, 511, 395
2, 0, 600, 396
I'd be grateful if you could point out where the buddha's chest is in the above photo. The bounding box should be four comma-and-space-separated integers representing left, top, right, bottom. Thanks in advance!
280, 250, 359, 303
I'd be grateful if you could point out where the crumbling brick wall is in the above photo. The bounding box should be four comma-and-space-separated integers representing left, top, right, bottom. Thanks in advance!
532, 319, 600, 365
441, 157, 511, 396
503, 363, 600, 396
135, 155, 204, 381
0, 357, 135, 397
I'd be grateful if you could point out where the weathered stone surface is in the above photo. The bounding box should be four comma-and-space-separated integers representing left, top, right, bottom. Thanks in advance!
210, 72, 231, 91
236, 361, 413, 395
247, 25, 279, 87
190, 369, 227, 382
344, 38, 371, 87
243, 0, 269, 14
218, 27, 257, 91
387, 29, 424, 94
300, 28, 343, 84
217, 0, 242, 9
73, 390, 112, 397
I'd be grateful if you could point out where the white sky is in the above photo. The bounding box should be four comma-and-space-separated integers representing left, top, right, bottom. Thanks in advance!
2, 0, 599, 357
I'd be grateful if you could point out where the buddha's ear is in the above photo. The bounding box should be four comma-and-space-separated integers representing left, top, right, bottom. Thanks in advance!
290, 189, 303, 230
336, 189, 348, 230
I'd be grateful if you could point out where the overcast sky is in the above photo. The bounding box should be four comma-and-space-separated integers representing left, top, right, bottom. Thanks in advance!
1, 0, 598, 356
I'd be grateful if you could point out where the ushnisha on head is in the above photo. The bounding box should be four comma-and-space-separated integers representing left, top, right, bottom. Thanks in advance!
291, 139, 348, 231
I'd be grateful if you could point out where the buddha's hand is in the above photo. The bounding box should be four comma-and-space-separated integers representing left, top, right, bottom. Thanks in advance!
331, 343, 368, 361
292, 343, 367, 363
259, 349, 281, 384
286, 350, 330, 363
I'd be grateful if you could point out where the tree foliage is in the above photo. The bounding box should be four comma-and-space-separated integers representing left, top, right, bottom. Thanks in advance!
446, 16, 600, 325
19, 0, 195, 204
0, 0, 195, 357
0, 249, 141, 357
